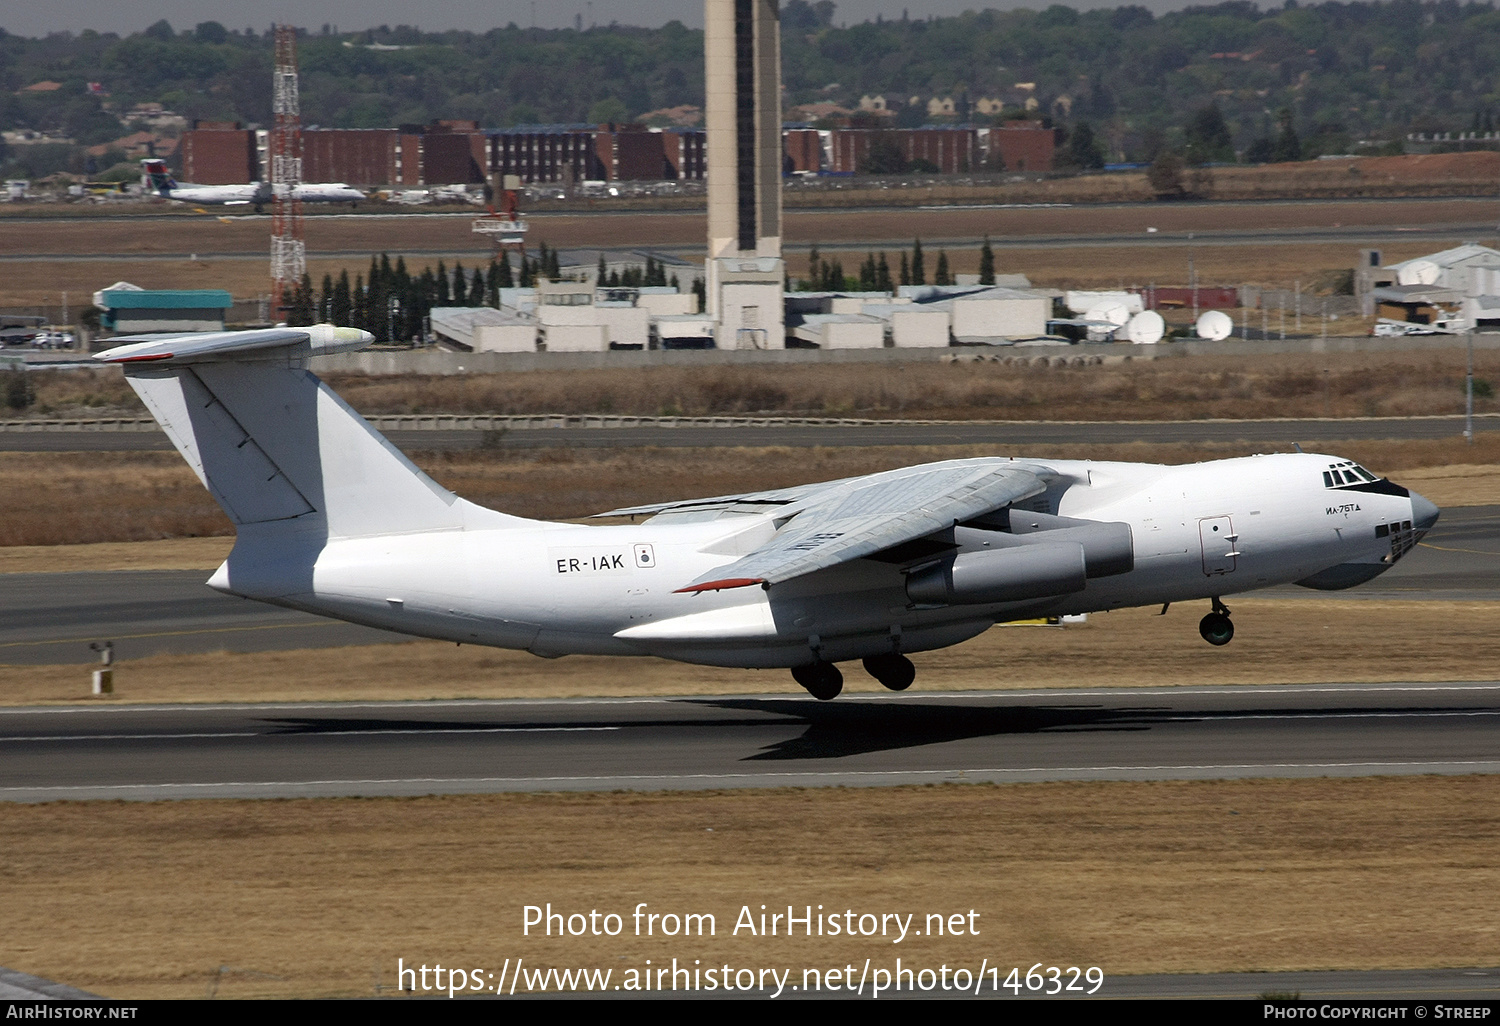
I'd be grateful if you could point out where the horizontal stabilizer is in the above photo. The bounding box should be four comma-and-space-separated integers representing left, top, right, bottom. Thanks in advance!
95, 325, 372, 366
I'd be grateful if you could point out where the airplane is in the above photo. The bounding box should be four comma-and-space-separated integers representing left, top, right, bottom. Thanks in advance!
96, 326, 1441, 700
140, 159, 268, 207
140, 160, 366, 211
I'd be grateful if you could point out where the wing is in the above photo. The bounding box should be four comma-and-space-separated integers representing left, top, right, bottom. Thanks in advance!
678, 458, 1057, 592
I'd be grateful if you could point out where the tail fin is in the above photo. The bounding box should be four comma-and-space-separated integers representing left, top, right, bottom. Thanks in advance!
140, 158, 174, 195
98, 326, 501, 540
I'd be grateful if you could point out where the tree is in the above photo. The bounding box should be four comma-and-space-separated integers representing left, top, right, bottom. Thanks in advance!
471, 268, 485, 306
1272, 108, 1301, 163
899, 252, 911, 287
1184, 103, 1234, 165
978, 236, 995, 285
1148, 151, 1186, 197
911, 239, 925, 286
587, 97, 629, 125
934, 250, 951, 286
319, 273, 335, 322
286, 272, 316, 327
452, 261, 468, 305
435, 260, 450, 305
4, 371, 35, 412
1067, 121, 1105, 170
860, 135, 908, 174
498, 252, 514, 290
352, 274, 367, 331
876, 253, 893, 293
332, 269, 351, 326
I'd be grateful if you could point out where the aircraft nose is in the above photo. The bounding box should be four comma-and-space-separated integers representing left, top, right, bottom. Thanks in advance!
1410, 489, 1440, 535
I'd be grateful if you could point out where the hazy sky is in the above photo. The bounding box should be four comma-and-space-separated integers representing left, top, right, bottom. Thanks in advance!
5, 1, 1247, 38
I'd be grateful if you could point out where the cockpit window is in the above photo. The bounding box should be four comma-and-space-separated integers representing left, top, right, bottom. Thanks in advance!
1323, 462, 1381, 488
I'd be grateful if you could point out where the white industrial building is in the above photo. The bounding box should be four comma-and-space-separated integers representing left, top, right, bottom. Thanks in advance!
428, 307, 538, 353
1359, 243, 1500, 332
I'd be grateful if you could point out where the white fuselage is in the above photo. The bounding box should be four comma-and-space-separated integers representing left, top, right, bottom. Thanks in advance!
212, 453, 1424, 669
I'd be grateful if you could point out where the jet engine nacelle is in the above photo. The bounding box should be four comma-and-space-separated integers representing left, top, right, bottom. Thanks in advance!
905, 542, 1088, 606
957, 512, 1134, 580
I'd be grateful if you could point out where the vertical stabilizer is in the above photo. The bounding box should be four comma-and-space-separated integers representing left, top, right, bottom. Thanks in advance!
102, 327, 522, 542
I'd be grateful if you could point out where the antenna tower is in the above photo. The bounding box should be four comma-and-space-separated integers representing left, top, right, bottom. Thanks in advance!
270, 24, 305, 320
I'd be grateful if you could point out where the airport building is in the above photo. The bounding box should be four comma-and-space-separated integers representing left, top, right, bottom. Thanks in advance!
92, 283, 234, 334
180, 122, 259, 184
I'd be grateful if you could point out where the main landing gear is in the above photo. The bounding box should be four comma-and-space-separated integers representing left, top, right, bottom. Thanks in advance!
1198, 597, 1234, 646
792, 661, 843, 701
863, 653, 915, 691
792, 653, 917, 700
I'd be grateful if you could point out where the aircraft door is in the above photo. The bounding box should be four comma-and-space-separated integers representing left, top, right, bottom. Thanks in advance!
1199, 516, 1239, 576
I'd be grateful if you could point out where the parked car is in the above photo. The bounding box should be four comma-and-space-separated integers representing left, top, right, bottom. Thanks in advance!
33, 331, 76, 349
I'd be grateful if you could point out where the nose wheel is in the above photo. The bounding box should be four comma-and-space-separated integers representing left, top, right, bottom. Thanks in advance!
792, 661, 843, 700
863, 653, 915, 691
1198, 598, 1234, 646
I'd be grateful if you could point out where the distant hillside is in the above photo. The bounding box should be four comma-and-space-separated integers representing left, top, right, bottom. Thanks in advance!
5, 2, 1500, 177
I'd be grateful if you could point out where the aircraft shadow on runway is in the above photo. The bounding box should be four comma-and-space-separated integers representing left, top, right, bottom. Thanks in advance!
243, 699, 1494, 763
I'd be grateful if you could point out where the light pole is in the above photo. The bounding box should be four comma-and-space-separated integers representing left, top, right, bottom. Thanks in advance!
388, 295, 401, 345
1465, 326, 1475, 445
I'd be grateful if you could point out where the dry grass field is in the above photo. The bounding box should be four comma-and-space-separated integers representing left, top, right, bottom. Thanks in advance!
0, 243, 1444, 307
2, 597, 1495, 705
13, 349, 1498, 423
1, 189, 1495, 305
323, 350, 1499, 420
0, 437, 1495, 549
3, 776, 1497, 997
3, 194, 1495, 260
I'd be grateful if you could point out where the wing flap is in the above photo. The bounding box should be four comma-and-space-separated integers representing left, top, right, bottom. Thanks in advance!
678, 459, 1056, 590
593, 477, 859, 520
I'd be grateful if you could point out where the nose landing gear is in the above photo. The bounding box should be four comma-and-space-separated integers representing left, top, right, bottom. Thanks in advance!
863, 653, 916, 691
791, 661, 843, 700
1198, 597, 1234, 646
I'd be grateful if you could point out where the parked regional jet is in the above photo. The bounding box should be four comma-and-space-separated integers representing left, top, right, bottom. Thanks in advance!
96, 326, 1440, 700
140, 160, 365, 210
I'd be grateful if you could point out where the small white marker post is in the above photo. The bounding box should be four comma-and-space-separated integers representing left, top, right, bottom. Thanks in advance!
90, 641, 113, 696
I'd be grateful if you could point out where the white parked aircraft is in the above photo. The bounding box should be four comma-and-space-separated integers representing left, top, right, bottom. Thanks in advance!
97, 327, 1440, 700
140, 160, 365, 210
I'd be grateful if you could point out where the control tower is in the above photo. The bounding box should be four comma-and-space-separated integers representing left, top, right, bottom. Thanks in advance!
705, 0, 784, 349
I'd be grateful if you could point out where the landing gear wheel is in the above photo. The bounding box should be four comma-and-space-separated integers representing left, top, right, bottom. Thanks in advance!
862, 653, 916, 691
1199, 611, 1234, 646
792, 662, 844, 700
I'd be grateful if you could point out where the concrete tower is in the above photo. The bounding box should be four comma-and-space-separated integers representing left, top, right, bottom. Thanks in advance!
705, 0, 785, 349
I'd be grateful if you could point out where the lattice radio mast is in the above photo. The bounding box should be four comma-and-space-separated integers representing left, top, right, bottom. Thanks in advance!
270, 25, 305, 321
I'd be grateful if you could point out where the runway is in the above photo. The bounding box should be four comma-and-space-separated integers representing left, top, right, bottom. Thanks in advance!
1, 681, 1497, 801
0, 415, 1494, 452
0, 505, 1492, 667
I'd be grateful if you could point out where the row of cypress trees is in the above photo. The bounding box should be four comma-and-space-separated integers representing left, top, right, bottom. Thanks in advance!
281, 244, 566, 340
800, 238, 998, 292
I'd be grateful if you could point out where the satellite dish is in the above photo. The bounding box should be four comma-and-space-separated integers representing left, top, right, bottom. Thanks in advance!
1397, 260, 1441, 286
1125, 310, 1165, 344
1196, 309, 1233, 341
1085, 301, 1132, 327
